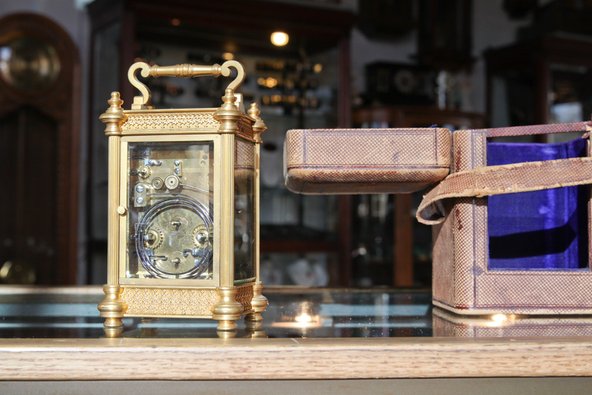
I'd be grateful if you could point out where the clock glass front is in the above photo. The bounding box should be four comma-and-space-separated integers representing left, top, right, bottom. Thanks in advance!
125, 141, 214, 281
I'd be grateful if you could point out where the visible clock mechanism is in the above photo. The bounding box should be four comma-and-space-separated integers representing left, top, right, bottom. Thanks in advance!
127, 141, 214, 280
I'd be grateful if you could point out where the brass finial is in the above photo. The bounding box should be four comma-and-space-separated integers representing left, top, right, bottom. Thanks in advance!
99, 92, 126, 136
214, 89, 241, 134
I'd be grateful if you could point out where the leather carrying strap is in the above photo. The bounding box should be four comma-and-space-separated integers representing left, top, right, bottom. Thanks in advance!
416, 156, 592, 225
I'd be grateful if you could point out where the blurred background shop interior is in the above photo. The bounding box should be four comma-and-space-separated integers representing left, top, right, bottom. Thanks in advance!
1, 0, 591, 288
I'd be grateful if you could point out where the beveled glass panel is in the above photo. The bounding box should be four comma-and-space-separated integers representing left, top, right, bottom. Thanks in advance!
125, 141, 214, 280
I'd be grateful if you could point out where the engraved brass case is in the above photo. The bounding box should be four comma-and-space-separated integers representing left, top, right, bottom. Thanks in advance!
98, 61, 267, 336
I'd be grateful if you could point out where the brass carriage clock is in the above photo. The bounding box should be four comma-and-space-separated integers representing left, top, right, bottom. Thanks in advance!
98, 61, 267, 336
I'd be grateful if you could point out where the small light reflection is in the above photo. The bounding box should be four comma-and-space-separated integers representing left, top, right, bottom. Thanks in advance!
222, 52, 234, 61
295, 312, 314, 326
487, 313, 516, 327
272, 302, 322, 329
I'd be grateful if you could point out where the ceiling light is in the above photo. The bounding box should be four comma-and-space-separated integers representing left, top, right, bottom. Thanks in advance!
270, 31, 289, 47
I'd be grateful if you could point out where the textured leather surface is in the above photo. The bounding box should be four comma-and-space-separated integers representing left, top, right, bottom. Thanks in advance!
284, 128, 451, 194
432, 124, 592, 315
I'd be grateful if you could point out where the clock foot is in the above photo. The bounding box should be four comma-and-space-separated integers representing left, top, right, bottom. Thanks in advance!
98, 284, 126, 338
245, 282, 268, 330
216, 329, 237, 339
212, 287, 242, 331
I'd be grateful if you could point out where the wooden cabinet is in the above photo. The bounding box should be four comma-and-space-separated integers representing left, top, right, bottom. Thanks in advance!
87, 0, 354, 286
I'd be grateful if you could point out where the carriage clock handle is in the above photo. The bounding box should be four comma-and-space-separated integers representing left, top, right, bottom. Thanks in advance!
127, 60, 245, 110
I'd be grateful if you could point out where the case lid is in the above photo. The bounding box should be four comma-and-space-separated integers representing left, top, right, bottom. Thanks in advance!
284, 127, 451, 194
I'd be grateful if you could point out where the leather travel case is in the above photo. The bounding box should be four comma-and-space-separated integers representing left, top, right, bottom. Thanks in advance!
424, 122, 592, 315
284, 128, 451, 194
283, 122, 592, 315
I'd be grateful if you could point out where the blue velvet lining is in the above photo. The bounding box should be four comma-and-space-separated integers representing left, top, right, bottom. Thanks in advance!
487, 138, 588, 270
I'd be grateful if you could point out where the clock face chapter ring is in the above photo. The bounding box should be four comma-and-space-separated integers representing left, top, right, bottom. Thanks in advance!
135, 195, 213, 279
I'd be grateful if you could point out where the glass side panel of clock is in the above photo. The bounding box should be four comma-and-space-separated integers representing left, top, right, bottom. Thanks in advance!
136, 41, 340, 286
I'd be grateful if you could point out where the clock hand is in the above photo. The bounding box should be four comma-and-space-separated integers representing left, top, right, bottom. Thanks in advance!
150, 255, 168, 261
184, 248, 206, 258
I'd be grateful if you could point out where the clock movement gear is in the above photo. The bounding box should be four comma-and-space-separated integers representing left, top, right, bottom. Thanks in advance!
164, 174, 180, 190
143, 228, 164, 249
151, 177, 164, 190
135, 195, 213, 279
193, 224, 212, 248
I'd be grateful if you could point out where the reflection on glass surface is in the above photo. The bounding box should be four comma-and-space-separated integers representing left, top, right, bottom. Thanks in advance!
0, 288, 432, 339
3, 288, 592, 339
432, 307, 592, 338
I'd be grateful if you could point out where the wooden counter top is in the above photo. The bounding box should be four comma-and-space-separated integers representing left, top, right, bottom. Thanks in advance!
1, 336, 592, 380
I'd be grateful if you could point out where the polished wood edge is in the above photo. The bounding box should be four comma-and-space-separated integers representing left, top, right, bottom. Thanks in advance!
1, 337, 591, 380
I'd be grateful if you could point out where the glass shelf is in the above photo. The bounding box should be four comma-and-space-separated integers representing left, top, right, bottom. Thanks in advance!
2, 286, 592, 340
